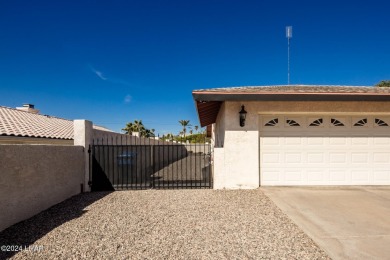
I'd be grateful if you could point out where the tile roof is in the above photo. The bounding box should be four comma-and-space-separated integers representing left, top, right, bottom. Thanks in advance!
194, 85, 390, 94
0, 106, 112, 140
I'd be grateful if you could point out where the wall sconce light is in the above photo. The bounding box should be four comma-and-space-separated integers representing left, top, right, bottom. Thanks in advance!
239, 105, 247, 127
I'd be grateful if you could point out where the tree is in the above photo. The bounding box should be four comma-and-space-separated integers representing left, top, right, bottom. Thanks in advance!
194, 125, 199, 133
162, 133, 174, 141
375, 80, 390, 87
143, 128, 155, 138
122, 120, 145, 135
122, 120, 155, 137
178, 120, 191, 137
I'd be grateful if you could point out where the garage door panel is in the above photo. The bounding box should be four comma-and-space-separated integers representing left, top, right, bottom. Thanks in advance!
284, 152, 302, 163
351, 153, 369, 163
262, 152, 279, 163
351, 170, 370, 182
307, 170, 327, 182
260, 115, 390, 186
351, 137, 370, 145
262, 136, 280, 145
373, 153, 390, 163
307, 137, 325, 145
374, 137, 390, 145
262, 170, 281, 182
307, 152, 325, 163
373, 170, 390, 182
329, 137, 348, 145
285, 137, 303, 145
329, 152, 348, 163
284, 170, 303, 182
329, 170, 348, 182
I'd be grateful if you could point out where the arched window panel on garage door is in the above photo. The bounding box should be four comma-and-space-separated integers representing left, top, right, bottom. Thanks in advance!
375, 118, 390, 127
263, 117, 279, 127
330, 117, 349, 127
308, 118, 324, 127
285, 117, 303, 128
353, 118, 368, 127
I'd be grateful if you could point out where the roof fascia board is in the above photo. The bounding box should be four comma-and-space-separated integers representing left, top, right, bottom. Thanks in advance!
193, 93, 390, 102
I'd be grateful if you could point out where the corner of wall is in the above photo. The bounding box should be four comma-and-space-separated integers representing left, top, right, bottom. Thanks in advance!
73, 120, 93, 192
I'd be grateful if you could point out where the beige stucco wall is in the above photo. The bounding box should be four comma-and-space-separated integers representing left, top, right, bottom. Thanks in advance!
249, 101, 390, 114
0, 145, 84, 231
212, 100, 390, 189
93, 129, 164, 145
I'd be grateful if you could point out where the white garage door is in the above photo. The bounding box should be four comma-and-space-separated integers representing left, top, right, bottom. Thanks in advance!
260, 115, 390, 186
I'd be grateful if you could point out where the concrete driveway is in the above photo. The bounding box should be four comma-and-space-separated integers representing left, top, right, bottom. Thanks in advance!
262, 186, 390, 260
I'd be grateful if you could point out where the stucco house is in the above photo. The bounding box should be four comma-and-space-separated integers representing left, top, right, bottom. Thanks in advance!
193, 85, 390, 189
0, 104, 112, 145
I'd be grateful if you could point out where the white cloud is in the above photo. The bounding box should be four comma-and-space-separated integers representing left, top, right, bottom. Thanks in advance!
94, 70, 107, 80
88, 64, 131, 86
124, 94, 132, 103
88, 65, 107, 81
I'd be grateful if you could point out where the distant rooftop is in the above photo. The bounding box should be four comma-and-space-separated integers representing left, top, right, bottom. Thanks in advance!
0, 106, 112, 140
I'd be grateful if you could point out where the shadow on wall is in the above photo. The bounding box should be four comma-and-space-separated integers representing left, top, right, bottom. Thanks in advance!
152, 145, 189, 173
0, 192, 112, 259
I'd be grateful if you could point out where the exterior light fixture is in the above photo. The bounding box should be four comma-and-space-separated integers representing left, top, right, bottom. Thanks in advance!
239, 105, 247, 127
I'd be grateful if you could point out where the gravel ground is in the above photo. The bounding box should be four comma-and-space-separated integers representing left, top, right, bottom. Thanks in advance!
0, 190, 330, 259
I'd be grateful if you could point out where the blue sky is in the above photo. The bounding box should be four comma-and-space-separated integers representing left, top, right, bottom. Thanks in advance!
1, 0, 389, 135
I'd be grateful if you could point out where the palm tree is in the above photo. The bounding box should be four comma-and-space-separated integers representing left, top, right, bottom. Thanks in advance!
178, 120, 191, 137
133, 120, 145, 133
165, 133, 173, 141
122, 122, 135, 135
123, 120, 154, 137
189, 129, 193, 135
144, 128, 155, 138
194, 125, 199, 133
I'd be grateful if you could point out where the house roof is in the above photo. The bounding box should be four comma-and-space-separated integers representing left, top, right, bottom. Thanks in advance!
193, 85, 390, 100
192, 85, 390, 127
0, 106, 112, 140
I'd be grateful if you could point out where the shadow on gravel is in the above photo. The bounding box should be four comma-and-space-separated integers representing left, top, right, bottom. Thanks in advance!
0, 191, 112, 260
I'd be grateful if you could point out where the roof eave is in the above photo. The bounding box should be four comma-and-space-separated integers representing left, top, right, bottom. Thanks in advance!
192, 92, 390, 102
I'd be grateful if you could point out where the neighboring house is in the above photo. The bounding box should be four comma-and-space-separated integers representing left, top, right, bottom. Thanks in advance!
193, 85, 390, 189
0, 104, 112, 145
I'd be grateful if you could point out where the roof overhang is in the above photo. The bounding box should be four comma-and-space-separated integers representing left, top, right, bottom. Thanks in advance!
194, 100, 222, 127
193, 91, 390, 102
192, 89, 390, 127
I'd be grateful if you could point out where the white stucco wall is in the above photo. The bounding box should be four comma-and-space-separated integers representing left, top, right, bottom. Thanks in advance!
212, 101, 259, 189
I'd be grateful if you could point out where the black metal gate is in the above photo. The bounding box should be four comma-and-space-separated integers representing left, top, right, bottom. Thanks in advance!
89, 136, 212, 190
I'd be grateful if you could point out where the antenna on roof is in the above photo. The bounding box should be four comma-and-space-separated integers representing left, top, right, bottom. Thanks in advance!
286, 26, 292, 85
